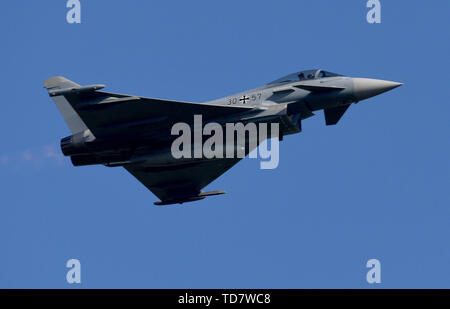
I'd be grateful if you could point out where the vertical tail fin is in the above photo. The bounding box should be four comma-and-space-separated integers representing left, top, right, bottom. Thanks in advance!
44, 76, 88, 134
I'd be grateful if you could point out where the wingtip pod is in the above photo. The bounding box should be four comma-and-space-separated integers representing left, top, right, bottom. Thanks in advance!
48, 84, 105, 97
154, 191, 226, 206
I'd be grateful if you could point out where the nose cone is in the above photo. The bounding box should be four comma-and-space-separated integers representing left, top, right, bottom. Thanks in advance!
353, 78, 403, 101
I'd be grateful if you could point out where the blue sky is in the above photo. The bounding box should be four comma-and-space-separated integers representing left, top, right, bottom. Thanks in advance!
0, 1, 449, 288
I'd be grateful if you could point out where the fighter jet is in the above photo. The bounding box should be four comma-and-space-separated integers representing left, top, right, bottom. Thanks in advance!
44, 69, 402, 205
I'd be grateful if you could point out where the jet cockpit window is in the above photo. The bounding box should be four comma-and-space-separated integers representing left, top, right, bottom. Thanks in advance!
316, 70, 342, 79
268, 69, 342, 85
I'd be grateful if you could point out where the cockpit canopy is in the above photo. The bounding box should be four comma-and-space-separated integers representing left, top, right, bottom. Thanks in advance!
268, 69, 342, 85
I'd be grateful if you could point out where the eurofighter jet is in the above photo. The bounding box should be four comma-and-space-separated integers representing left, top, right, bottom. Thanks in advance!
44, 69, 402, 205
